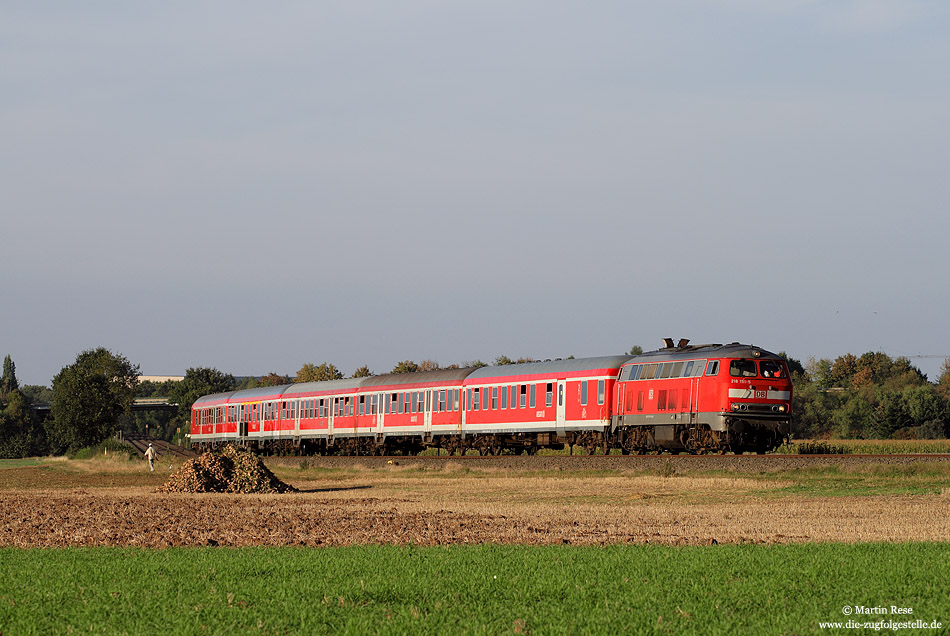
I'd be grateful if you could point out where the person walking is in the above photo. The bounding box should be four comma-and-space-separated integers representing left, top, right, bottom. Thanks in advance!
144, 443, 156, 472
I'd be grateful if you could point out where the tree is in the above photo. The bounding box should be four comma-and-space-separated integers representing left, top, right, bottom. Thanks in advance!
936, 359, 950, 401
391, 360, 419, 374
167, 367, 236, 425
418, 360, 440, 372
0, 362, 45, 459
296, 363, 343, 383
48, 348, 139, 454
352, 365, 373, 378
805, 357, 834, 389
259, 373, 288, 387
1, 354, 18, 399
628, 346, 643, 356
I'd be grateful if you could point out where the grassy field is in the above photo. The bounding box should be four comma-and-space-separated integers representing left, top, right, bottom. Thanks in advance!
776, 439, 950, 455
1, 544, 948, 635
2, 454, 948, 633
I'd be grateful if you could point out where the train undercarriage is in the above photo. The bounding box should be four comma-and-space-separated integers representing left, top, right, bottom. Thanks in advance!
191, 417, 788, 456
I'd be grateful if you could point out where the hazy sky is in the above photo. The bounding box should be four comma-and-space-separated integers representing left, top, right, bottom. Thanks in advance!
3, 1, 949, 386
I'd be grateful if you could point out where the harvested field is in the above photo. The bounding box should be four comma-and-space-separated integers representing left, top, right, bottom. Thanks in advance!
1, 454, 948, 548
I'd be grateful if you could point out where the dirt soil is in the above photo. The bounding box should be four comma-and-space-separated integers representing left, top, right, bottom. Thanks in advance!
1, 455, 948, 548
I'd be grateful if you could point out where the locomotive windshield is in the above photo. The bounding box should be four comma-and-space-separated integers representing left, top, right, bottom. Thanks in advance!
728, 359, 786, 378
759, 360, 785, 378
729, 359, 758, 377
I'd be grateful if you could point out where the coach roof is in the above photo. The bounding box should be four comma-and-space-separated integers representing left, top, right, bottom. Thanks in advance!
466, 355, 633, 381
283, 378, 366, 396
361, 368, 477, 389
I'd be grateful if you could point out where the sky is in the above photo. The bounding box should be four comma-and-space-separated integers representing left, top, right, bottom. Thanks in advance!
2, 1, 949, 386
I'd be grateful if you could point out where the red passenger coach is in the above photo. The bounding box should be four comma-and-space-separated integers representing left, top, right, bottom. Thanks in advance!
461, 356, 631, 454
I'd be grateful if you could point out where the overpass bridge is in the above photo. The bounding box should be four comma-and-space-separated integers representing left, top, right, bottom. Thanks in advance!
32, 398, 179, 414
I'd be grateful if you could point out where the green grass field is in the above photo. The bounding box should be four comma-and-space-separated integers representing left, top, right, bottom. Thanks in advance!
1, 544, 947, 635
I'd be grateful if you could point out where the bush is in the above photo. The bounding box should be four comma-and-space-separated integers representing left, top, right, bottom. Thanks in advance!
67, 438, 136, 460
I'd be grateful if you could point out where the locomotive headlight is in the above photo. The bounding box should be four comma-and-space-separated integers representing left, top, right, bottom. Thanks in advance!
778, 405, 787, 413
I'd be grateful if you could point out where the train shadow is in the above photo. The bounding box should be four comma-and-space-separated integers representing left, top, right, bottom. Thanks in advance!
297, 485, 373, 494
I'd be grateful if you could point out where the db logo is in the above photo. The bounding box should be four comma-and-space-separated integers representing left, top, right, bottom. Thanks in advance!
755, 390, 767, 399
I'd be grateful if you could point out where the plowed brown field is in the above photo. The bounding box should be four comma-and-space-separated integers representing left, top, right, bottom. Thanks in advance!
2, 455, 948, 547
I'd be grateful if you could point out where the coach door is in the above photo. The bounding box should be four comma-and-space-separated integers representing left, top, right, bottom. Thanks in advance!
556, 380, 567, 436
424, 390, 433, 442
689, 376, 700, 424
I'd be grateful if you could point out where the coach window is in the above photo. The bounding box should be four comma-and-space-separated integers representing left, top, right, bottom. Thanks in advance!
545, 383, 553, 407
730, 360, 758, 378
530, 384, 537, 408
598, 380, 605, 405
705, 360, 720, 376
580, 381, 588, 406
472, 388, 479, 411
482, 388, 490, 411
492, 387, 499, 410
520, 385, 527, 408
501, 386, 508, 410
509, 386, 516, 409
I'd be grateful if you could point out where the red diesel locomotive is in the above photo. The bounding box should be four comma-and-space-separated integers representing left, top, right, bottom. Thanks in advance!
190, 340, 792, 455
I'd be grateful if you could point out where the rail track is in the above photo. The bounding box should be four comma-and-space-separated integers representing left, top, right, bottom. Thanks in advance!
277, 452, 950, 472
120, 436, 196, 459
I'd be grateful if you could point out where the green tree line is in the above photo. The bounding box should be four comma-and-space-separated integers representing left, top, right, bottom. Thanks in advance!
2, 346, 947, 459
787, 352, 949, 440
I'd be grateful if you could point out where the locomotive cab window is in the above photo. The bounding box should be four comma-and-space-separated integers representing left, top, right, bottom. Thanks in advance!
729, 359, 758, 378
705, 360, 720, 376
759, 360, 785, 378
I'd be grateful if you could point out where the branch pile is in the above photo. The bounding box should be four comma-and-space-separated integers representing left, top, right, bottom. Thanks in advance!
158, 445, 297, 494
